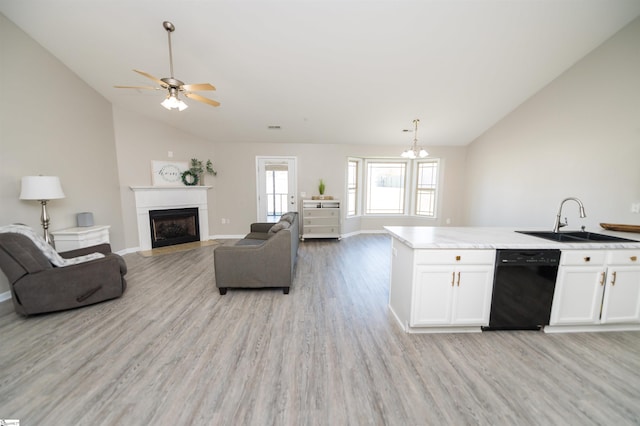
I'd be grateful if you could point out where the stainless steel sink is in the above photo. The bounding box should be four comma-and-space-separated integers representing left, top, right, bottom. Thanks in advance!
516, 230, 638, 243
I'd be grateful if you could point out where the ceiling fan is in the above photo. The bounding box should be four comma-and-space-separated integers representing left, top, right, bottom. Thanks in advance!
115, 21, 219, 111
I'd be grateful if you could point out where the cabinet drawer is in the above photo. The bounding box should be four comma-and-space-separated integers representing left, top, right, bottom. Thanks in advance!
303, 209, 339, 218
304, 226, 339, 235
561, 250, 606, 266
607, 250, 640, 265
415, 250, 495, 265
304, 217, 339, 226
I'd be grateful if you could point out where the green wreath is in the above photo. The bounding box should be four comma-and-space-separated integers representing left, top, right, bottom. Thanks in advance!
181, 170, 199, 186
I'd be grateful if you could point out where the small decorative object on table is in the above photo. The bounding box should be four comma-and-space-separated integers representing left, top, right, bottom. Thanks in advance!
181, 170, 199, 186
188, 158, 217, 185
312, 178, 333, 200
151, 160, 188, 186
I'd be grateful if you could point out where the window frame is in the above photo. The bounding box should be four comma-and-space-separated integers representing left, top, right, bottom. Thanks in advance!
364, 159, 409, 216
346, 158, 362, 217
346, 156, 441, 220
413, 158, 440, 218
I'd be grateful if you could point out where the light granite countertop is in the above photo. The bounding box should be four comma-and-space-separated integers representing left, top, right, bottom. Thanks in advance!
384, 226, 640, 250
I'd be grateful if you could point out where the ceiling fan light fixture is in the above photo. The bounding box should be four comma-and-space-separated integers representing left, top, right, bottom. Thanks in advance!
161, 88, 188, 111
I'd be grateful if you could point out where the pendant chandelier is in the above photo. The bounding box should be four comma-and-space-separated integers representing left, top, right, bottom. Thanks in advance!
400, 119, 429, 158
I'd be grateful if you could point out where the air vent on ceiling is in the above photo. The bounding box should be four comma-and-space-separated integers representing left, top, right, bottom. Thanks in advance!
268, 125, 281, 129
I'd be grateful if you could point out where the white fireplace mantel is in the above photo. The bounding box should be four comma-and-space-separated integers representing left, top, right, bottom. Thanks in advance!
131, 186, 211, 250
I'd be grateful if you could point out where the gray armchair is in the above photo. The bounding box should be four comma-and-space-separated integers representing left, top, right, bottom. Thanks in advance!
0, 232, 127, 316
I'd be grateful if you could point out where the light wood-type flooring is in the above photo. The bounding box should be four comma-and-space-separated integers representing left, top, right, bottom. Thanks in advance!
1, 234, 640, 425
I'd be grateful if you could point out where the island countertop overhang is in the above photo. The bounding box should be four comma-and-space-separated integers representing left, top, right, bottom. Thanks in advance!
384, 226, 640, 250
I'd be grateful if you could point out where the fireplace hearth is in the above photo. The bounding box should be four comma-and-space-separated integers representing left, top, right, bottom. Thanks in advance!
149, 208, 200, 248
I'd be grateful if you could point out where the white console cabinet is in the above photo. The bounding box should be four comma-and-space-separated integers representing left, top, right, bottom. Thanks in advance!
51, 225, 111, 252
301, 199, 341, 240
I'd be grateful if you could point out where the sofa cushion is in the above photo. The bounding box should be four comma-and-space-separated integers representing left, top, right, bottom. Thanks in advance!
268, 220, 290, 235
235, 238, 266, 246
244, 232, 270, 240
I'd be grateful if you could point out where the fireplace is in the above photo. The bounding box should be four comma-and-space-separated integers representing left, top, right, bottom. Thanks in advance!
131, 186, 210, 250
149, 208, 200, 248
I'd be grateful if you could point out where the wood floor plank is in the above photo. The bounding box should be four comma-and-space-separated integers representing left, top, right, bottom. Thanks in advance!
1, 234, 640, 425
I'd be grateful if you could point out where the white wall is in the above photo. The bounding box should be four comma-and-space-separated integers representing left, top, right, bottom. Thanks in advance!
112, 106, 218, 249
463, 17, 640, 230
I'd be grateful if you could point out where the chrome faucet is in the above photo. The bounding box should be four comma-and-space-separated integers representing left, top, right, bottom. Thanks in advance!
553, 197, 586, 233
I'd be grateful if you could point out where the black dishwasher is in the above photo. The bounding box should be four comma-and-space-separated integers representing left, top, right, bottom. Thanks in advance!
482, 249, 560, 331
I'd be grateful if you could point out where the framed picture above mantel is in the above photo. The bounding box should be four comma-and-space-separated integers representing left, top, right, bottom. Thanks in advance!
151, 161, 188, 186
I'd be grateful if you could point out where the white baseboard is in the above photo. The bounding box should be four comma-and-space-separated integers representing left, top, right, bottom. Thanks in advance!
0, 291, 12, 303
212, 234, 245, 240
116, 247, 140, 255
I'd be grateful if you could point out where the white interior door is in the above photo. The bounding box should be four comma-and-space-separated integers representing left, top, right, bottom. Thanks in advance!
256, 156, 298, 222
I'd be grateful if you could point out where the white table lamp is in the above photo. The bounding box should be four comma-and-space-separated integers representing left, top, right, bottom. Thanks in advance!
20, 176, 66, 245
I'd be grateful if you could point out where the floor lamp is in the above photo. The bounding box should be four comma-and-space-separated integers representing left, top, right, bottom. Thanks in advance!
19, 176, 66, 245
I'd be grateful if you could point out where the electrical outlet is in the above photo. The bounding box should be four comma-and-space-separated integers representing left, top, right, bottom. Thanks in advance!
168, 151, 173, 158
632, 203, 640, 214
221, 218, 226, 224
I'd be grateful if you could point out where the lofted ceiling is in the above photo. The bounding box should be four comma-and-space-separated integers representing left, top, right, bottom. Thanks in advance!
1, 0, 640, 147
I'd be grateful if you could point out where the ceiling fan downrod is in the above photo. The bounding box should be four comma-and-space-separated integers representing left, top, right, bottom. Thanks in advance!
163, 21, 176, 79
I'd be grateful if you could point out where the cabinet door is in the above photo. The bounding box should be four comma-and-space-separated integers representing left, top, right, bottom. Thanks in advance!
549, 266, 605, 325
411, 265, 454, 326
601, 266, 640, 324
451, 265, 494, 326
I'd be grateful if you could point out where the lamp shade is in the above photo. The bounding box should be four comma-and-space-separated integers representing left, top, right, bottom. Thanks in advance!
19, 176, 65, 200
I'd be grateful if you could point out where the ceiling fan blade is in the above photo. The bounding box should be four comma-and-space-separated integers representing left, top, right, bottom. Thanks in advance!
181, 83, 216, 91
133, 69, 168, 87
114, 85, 158, 90
184, 92, 220, 107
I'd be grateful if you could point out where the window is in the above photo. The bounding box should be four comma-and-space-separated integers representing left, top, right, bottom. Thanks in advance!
347, 159, 359, 216
346, 157, 440, 219
365, 161, 407, 215
415, 160, 439, 217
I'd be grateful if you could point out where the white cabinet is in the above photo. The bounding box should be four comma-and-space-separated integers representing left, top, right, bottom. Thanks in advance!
601, 251, 640, 324
549, 249, 640, 330
412, 263, 495, 327
301, 199, 341, 240
550, 250, 606, 325
389, 245, 495, 332
51, 225, 111, 252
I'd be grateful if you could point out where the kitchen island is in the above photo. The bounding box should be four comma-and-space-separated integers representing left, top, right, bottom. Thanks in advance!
385, 226, 640, 333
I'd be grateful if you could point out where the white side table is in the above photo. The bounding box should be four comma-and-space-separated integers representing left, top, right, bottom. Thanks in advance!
51, 225, 111, 252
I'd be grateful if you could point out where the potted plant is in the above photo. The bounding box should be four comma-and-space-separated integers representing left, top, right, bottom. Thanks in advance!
189, 158, 217, 185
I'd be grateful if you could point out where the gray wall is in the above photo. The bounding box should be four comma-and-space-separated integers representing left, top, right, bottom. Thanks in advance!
112, 113, 468, 242
463, 17, 640, 230
1, 14, 125, 293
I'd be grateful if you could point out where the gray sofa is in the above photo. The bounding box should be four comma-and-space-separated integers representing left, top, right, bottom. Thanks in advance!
0, 232, 127, 316
214, 212, 299, 295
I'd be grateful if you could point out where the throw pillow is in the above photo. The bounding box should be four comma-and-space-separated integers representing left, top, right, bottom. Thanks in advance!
279, 212, 295, 223
268, 220, 291, 235
0, 224, 105, 267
